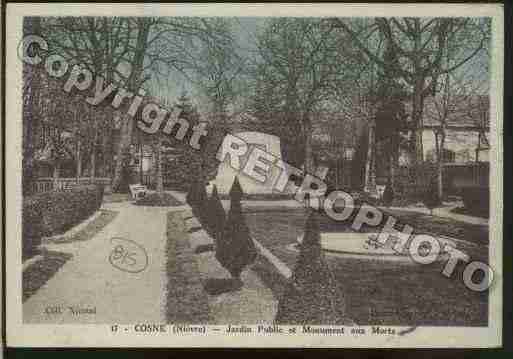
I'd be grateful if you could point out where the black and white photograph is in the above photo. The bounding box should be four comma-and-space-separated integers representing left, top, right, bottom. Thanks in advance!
4, 3, 504, 348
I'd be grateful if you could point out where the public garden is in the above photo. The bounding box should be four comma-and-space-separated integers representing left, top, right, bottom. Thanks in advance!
21, 16, 491, 326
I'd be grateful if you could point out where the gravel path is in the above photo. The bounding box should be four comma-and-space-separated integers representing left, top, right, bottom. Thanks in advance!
23, 202, 180, 324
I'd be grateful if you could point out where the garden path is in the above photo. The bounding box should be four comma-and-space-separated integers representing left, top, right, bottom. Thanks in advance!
23, 201, 184, 324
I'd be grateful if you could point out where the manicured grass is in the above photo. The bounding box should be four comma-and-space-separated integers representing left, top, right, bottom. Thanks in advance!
23, 250, 73, 302
246, 208, 488, 326
135, 192, 183, 207
165, 212, 211, 323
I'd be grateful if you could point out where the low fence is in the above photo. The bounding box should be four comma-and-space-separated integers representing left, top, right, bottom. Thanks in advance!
32, 177, 112, 194
392, 162, 489, 198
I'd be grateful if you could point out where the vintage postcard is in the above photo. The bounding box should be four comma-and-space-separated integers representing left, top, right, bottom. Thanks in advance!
4, 3, 503, 348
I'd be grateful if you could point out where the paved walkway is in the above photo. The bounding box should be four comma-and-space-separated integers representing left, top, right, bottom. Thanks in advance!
376, 203, 488, 226
166, 190, 302, 211
23, 202, 183, 324
168, 190, 487, 226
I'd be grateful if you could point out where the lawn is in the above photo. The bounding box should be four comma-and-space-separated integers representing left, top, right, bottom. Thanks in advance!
245, 207, 489, 326
165, 211, 211, 323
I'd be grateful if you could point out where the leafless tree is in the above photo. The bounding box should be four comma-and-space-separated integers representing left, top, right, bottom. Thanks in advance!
250, 18, 364, 173
331, 17, 490, 165
424, 62, 489, 199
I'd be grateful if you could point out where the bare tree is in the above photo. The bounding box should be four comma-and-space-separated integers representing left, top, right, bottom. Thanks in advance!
43, 17, 232, 191
424, 65, 489, 199
331, 17, 490, 165
251, 18, 363, 173
22, 17, 44, 195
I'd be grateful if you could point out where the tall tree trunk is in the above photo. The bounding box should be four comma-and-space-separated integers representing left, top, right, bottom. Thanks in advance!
90, 110, 98, 180
112, 113, 133, 191
76, 138, 82, 182
139, 140, 144, 184
111, 19, 151, 191
389, 150, 397, 188
90, 142, 96, 179
53, 161, 60, 190
303, 119, 314, 174
74, 108, 82, 183
22, 17, 42, 196
364, 121, 376, 193
437, 132, 445, 200
411, 76, 426, 166
156, 141, 164, 194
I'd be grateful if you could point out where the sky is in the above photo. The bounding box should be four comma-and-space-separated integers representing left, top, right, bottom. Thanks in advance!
148, 17, 490, 117
148, 17, 266, 111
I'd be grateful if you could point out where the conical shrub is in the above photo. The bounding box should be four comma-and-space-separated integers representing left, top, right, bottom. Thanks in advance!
205, 185, 226, 241
215, 177, 256, 281
275, 211, 350, 325
229, 176, 244, 202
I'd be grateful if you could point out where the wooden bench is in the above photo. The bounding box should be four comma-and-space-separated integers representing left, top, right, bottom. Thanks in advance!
129, 184, 148, 200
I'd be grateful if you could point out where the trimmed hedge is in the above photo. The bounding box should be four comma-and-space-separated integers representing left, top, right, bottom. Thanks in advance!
22, 185, 104, 256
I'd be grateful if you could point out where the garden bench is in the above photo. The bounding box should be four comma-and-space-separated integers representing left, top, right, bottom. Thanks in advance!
129, 184, 148, 200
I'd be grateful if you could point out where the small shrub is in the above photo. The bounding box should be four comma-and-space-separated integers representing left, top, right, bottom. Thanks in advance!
215, 177, 256, 282
275, 211, 349, 325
